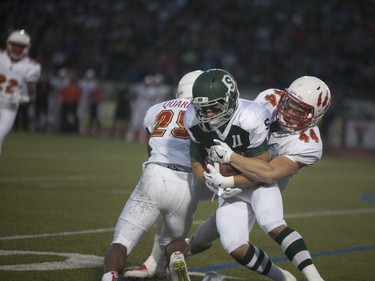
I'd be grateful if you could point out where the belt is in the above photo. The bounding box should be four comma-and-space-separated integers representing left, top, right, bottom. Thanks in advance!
156, 162, 192, 173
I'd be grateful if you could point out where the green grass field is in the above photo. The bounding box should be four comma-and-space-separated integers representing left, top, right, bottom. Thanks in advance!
0, 132, 374, 281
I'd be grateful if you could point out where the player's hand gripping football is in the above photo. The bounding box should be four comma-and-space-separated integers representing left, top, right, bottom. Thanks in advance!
204, 164, 242, 199
209, 139, 233, 164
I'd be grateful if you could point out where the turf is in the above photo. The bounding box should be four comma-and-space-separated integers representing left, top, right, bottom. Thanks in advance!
0, 132, 374, 281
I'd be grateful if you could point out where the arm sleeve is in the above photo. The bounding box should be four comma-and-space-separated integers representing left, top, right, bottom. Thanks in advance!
26, 62, 41, 82
284, 148, 322, 166
143, 105, 156, 133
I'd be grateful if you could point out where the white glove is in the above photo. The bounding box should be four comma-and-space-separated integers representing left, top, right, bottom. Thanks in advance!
205, 178, 219, 196
9, 93, 20, 105
10, 93, 30, 104
204, 164, 242, 199
205, 180, 242, 200
19, 95, 30, 104
209, 139, 233, 164
204, 163, 226, 188
219, 186, 242, 199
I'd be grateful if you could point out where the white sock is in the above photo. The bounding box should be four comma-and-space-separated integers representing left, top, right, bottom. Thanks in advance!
101, 271, 118, 281
266, 264, 296, 281
302, 265, 324, 281
144, 235, 165, 268
281, 269, 297, 281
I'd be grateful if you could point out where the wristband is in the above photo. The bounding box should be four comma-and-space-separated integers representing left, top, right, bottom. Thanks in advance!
221, 176, 234, 189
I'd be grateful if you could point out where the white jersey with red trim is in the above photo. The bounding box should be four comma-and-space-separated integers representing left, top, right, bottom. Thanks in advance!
0, 50, 41, 155
112, 98, 199, 254
0, 50, 41, 106
143, 98, 192, 167
255, 88, 323, 190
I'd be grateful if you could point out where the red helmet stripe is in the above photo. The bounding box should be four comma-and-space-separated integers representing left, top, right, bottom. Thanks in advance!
322, 91, 329, 106
317, 92, 322, 106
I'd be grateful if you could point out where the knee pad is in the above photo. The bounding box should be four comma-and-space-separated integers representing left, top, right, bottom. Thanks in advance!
216, 203, 250, 253
256, 207, 286, 234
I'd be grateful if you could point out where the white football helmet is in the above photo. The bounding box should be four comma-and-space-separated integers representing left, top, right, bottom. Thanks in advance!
153, 73, 164, 85
7, 29, 31, 60
176, 70, 203, 99
143, 74, 154, 86
58, 67, 68, 78
276, 76, 331, 132
85, 68, 96, 79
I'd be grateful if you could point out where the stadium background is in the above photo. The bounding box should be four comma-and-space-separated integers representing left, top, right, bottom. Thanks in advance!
1, 0, 375, 150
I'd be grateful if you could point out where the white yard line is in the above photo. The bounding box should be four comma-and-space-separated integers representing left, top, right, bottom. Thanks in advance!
283, 207, 375, 218
0, 208, 374, 241
0, 250, 103, 270
0, 250, 242, 277
0, 228, 114, 241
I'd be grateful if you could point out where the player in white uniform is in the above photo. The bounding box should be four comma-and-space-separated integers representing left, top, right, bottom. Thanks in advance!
78, 68, 97, 135
125, 75, 169, 143
0, 29, 41, 155
101, 70, 203, 281
191, 76, 331, 281
182, 69, 297, 281
123, 70, 204, 280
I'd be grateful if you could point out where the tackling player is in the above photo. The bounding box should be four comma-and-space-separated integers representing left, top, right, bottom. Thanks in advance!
0, 29, 41, 155
101, 70, 203, 281
191, 76, 330, 281
180, 69, 297, 281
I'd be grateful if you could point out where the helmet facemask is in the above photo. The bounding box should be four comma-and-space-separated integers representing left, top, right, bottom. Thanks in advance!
276, 91, 314, 132
193, 93, 236, 132
191, 69, 239, 132
7, 42, 29, 60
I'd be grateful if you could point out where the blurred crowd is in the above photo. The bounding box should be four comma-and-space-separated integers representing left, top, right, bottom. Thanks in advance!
1, 0, 374, 100
13, 68, 171, 141
2, 0, 375, 142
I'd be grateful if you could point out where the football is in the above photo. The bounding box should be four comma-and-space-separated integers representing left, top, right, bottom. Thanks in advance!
208, 161, 241, 177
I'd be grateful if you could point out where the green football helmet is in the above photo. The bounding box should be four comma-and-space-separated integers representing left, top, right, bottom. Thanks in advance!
192, 69, 240, 132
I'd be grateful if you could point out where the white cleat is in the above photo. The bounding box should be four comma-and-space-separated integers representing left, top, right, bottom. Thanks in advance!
169, 251, 190, 281
124, 263, 167, 279
202, 271, 226, 281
